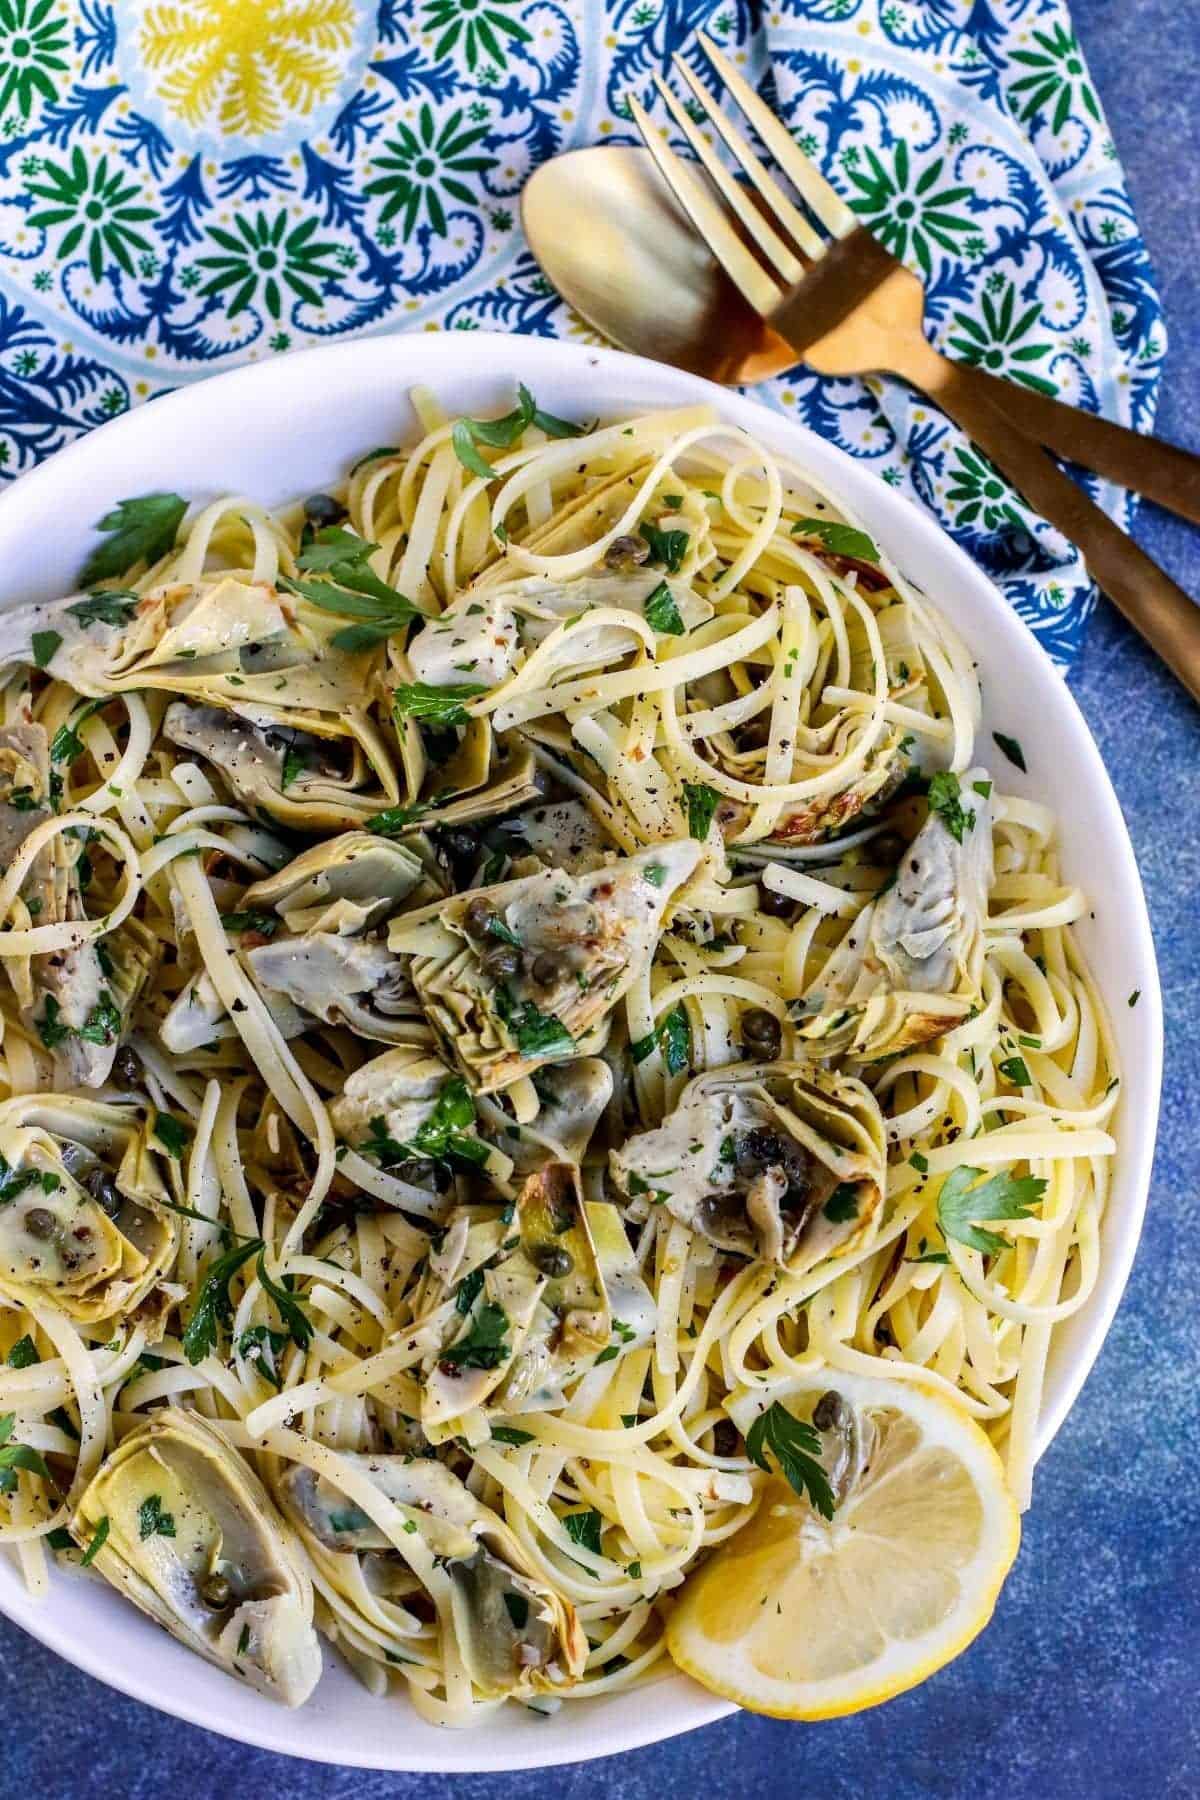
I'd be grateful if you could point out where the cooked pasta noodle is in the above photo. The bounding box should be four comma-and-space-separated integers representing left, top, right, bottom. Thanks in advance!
0, 388, 1116, 1722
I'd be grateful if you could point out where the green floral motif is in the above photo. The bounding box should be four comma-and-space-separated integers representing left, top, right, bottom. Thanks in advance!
946, 447, 1026, 534
844, 141, 974, 277
197, 212, 339, 318
423, 0, 530, 72
26, 149, 156, 282
365, 106, 495, 238
0, 0, 66, 119
1007, 24, 1100, 135
948, 280, 1055, 395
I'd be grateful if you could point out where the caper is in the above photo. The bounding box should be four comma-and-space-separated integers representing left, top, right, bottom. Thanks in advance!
481, 942, 522, 982
22, 1207, 55, 1240
740, 1007, 782, 1060
463, 896, 499, 942
198, 1571, 233, 1610
82, 1166, 121, 1218
812, 1390, 849, 1433
302, 492, 344, 527
530, 950, 568, 990
604, 534, 650, 571
758, 884, 796, 920
394, 1158, 431, 1186
113, 1046, 141, 1087
441, 824, 480, 862
533, 1244, 574, 1279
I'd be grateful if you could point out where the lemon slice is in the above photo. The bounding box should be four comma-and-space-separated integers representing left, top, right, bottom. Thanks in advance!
665, 1371, 1020, 1719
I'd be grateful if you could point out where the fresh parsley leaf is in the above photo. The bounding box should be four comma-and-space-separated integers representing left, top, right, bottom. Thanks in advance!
280, 745, 308, 791
908, 1151, 929, 1174
791, 517, 879, 561
562, 1508, 603, 1556
494, 988, 574, 1058
137, 1493, 176, 1540
998, 1056, 1031, 1088
451, 385, 583, 479
67, 591, 140, 630
327, 1504, 373, 1534
236, 1324, 289, 1389
972, 779, 992, 799
454, 1267, 485, 1317
281, 526, 423, 647
408, 1076, 488, 1166
937, 1165, 1046, 1255
152, 1114, 189, 1160
644, 580, 684, 635
256, 1250, 313, 1351
6, 1335, 37, 1370
630, 1003, 690, 1074
81, 494, 187, 585
745, 1403, 835, 1519
439, 1300, 510, 1371
79, 1515, 109, 1566
910, 1249, 950, 1265
350, 445, 398, 475
47, 1526, 74, 1551
822, 1182, 859, 1223
640, 520, 689, 573
364, 800, 431, 837
927, 770, 975, 844
51, 698, 107, 766
32, 630, 61, 669
491, 1425, 535, 1446
219, 910, 281, 938
77, 991, 121, 1047
35, 996, 71, 1051
392, 681, 487, 727
0, 1413, 51, 1493
992, 731, 1027, 772
683, 781, 720, 841
181, 1237, 262, 1365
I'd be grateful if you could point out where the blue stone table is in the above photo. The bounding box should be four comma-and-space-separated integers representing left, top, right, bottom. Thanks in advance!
1, 3, 1196, 1795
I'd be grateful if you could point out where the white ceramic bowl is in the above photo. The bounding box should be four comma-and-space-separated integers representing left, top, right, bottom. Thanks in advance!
0, 334, 1161, 1770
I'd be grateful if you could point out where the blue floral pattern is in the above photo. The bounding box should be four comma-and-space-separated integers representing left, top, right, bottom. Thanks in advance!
0, 0, 1164, 669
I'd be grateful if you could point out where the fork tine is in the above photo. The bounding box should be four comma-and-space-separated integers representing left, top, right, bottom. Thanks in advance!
650, 73, 807, 287
698, 32, 858, 239
670, 58, 827, 263
626, 94, 785, 318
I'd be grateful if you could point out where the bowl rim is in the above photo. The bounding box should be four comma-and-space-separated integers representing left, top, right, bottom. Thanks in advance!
0, 330, 1162, 1770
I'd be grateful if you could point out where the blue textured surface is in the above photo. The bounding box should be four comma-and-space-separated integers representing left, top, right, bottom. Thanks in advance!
1, 3, 1198, 1795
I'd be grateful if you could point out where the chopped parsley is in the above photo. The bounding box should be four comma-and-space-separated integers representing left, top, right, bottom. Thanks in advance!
822, 1182, 859, 1223
0, 1412, 50, 1493
490, 1425, 535, 1446
639, 520, 689, 573
998, 1055, 1031, 1088
992, 731, 1027, 772
67, 591, 140, 630
31, 630, 61, 669
181, 1237, 261, 1364
81, 493, 187, 585
137, 1493, 176, 1540
439, 1300, 511, 1371
562, 1507, 604, 1557
454, 1267, 485, 1316
152, 1114, 190, 1160
219, 910, 281, 938
644, 580, 684, 635
682, 781, 721, 841
937, 1165, 1046, 1255
256, 1251, 314, 1352
79, 1515, 110, 1567
235, 1324, 289, 1389
745, 1403, 835, 1519
494, 988, 574, 1058
77, 992, 121, 1046
790, 517, 879, 561
364, 800, 431, 837
392, 681, 487, 727
6, 1335, 37, 1370
926, 770, 975, 844
1128, 989, 1140, 1008
51, 698, 107, 766
630, 1003, 690, 1075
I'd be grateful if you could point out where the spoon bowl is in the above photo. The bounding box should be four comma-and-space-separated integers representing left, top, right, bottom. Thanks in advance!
521, 144, 796, 384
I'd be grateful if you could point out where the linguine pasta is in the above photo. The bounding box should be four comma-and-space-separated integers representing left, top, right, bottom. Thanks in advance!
0, 388, 1117, 1723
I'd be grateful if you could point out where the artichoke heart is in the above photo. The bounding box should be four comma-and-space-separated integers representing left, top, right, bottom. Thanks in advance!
277, 1452, 585, 1700
162, 700, 397, 832
389, 839, 703, 1093
0, 1098, 178, 1333
610, 1062, 887, 1273
73, 1409, 321, 1707
768, 721, 909, 845
795, 768, 993, 1058
240, 831, 427, 936
244, 932, 427, 1046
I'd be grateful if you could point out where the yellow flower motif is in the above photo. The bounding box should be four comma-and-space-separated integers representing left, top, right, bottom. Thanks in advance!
136, 0, 355, 139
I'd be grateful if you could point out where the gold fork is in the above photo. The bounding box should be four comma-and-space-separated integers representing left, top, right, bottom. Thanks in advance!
629, 33, 1200, 701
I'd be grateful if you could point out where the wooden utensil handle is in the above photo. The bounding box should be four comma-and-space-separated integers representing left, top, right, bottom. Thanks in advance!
896, 340, 1200, 702
955, 363, 1200, 525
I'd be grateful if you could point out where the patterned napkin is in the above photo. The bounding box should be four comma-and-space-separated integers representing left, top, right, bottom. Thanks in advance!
0, 0, 1163, 668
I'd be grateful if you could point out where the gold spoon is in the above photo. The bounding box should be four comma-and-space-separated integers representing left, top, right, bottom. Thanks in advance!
522, 143, 794, 385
